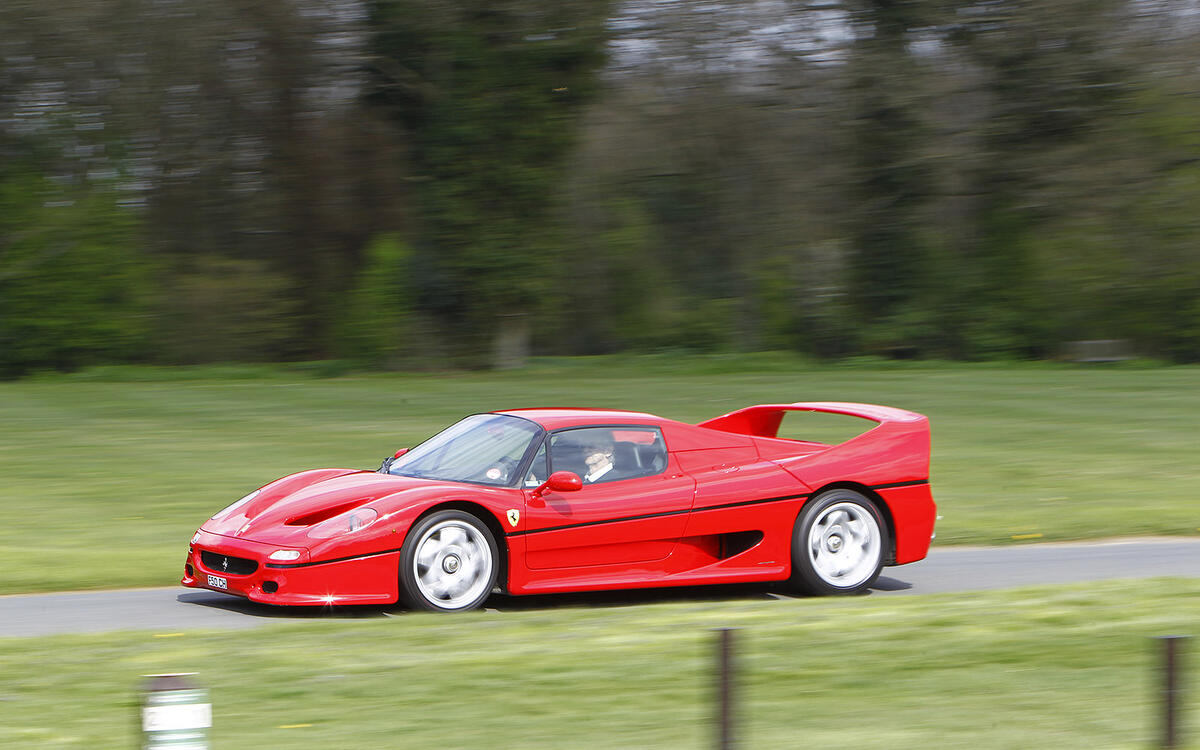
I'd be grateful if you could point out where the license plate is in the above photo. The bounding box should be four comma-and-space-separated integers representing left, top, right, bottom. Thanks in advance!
207, 574, 228, 590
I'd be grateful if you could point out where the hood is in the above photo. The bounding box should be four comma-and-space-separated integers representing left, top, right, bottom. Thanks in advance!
202, 470, 445, 544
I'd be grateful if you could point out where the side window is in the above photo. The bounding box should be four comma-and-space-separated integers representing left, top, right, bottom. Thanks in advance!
523, 441, 548, 487
550, 427, 667, 484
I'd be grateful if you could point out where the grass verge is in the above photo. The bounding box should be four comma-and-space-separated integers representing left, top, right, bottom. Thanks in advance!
1, 355, 1197, 594
0, 578, 1196, 749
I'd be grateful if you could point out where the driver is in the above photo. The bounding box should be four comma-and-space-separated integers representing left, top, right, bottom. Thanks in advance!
582, 442, 615, 483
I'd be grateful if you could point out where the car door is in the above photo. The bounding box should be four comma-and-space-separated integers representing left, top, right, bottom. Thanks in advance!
522, 426, 696, 570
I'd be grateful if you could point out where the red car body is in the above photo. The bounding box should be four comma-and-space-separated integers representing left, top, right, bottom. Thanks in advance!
183, 402, 936, 609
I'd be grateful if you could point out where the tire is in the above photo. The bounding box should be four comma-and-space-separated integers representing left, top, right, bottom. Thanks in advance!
399, 510, 498, 612
790, 489, 887, 595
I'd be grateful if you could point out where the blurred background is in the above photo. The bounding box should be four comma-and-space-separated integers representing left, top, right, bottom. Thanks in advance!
2, 0, 1199, 377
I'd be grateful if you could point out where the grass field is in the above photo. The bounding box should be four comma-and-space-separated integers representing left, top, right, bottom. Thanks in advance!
1, 355, 1197, 594
0, 577, 1196, 749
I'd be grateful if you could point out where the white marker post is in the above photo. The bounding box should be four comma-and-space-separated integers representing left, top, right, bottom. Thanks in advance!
141, 673, 211, 750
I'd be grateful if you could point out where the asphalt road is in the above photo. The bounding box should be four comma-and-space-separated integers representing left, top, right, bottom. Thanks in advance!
3, 537, 1199, 638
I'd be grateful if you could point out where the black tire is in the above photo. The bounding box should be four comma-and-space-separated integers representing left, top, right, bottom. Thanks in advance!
399, 510, 498, 612
790, 489, 887, 595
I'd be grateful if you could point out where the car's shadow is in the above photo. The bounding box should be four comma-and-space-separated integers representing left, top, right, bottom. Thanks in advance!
178, 575, 913, 620
176, 591, 394, 620
872, 575, 913, 592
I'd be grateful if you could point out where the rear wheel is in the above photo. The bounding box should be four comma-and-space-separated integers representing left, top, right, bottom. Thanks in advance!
790, 489, 886, 595
399, 510, 497, 612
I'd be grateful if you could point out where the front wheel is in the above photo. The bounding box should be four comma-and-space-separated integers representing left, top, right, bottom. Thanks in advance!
399, 510, 498, 612
790, 489, 887, 595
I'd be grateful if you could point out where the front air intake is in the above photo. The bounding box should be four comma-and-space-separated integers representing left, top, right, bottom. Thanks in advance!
200, 550, 258, 576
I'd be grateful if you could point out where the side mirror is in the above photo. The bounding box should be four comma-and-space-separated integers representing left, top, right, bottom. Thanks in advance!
380, 448, 409, 473
532, 471, 583, 498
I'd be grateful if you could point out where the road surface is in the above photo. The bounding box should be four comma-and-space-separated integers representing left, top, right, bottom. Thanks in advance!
2, 538, 1198, 637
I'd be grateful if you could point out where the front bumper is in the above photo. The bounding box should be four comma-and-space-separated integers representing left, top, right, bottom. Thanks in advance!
182, 529, 400, 606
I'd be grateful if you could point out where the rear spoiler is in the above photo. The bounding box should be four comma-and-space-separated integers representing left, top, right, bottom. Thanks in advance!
697, 401, 925, 439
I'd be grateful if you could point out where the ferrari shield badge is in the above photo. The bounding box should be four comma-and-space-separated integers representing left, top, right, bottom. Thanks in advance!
506, 509, 520, 528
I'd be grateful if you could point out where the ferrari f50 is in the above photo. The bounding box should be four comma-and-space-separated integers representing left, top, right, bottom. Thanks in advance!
183, 403, 936, 611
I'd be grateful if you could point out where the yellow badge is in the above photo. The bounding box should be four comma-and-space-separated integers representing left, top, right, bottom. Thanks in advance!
506, 509, 520, 528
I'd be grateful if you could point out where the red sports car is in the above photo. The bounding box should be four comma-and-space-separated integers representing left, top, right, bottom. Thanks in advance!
183, 403, 936, 611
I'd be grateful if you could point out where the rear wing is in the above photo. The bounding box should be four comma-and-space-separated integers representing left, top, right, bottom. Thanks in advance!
699, 401, 931, 486
698, 401, 925, 439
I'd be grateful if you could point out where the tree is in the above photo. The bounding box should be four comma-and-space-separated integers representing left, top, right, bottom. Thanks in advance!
0, 150, 149, 376
334, 233, 414, 367
366, 0, 612, 366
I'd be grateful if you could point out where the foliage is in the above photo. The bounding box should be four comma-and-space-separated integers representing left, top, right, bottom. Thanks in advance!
367, 0, 613, 365
2, 0, 1199, 366
332, 233, 413, 367
0, 156, 150, 377
153, 256, 303, 364
0, 0, 410, 365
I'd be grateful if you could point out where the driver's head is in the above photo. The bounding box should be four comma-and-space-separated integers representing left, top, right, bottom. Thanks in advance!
583, 442, 613, 469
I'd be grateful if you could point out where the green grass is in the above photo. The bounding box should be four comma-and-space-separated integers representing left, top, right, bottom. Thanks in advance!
1, 578, 1197, 749
1, 355, 1197, 594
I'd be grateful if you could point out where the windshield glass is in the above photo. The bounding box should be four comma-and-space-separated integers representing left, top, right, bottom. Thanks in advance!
386, 414, 541, 486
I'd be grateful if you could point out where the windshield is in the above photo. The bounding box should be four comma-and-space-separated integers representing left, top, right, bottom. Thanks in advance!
386, 413, 542, 487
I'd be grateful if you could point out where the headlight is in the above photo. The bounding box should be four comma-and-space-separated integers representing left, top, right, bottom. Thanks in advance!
268, 549, 302, 562
211, 489, 260, 521
307, 507, 378, 540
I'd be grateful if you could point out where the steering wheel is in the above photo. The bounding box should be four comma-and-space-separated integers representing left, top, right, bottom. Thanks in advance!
483, 457, 517, 483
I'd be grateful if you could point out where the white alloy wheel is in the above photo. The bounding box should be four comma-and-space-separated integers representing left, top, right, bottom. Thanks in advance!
401, 511, 497, 611
791, 490, 887, 595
